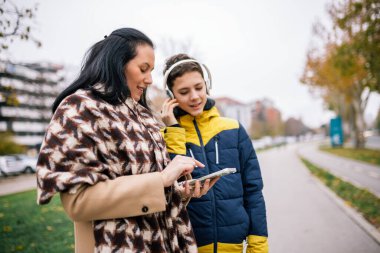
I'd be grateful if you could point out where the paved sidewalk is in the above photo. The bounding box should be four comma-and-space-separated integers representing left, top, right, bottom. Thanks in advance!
297, 142, 380, 198
0, 174, 36, 196
259, 144, 380, 252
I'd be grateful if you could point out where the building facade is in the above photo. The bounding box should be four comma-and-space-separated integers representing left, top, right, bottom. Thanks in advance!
0, 61, 67, 148
250, 98, 283, 138
214, 96, 252, 130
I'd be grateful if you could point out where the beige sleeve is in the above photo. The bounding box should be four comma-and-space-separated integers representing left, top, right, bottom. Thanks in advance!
60, 172, 166, 222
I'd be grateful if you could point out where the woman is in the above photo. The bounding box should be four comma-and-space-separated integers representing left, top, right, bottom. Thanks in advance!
161, 54, 269, 253
36, 28, 211, 253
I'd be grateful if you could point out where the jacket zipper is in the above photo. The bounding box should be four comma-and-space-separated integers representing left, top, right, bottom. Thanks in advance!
193, 119, 218, 253
214, 136, 219, 165
188, 148, 195, 159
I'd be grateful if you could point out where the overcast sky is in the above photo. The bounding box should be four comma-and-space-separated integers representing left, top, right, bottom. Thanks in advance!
5, 0, 380, 128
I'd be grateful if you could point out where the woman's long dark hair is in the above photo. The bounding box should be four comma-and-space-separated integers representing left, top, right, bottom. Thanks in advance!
52, 28, 154, 113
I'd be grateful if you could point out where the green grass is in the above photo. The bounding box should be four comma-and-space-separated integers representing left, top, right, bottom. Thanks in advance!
0, 190, 74, 253
320, 146, 380, 166
301, 158, 380, 231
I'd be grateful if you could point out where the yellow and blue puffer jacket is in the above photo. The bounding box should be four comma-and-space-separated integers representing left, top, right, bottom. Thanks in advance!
163, 99, 268, 253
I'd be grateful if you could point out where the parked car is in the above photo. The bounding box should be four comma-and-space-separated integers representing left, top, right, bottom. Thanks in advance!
16, 155, 38, 173
0, 154, 38, 176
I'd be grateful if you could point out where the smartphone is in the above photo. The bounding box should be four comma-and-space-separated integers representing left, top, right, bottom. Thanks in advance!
179, 168, 237, 186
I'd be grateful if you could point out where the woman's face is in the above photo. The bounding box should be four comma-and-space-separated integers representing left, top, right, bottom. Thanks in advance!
172, 71, 207, 117
124, 44, 155, 101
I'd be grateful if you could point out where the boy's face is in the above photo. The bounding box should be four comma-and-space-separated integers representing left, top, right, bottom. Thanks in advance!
172, 71, 207, 117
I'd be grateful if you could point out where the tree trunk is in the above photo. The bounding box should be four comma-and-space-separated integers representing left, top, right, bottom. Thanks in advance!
351, 98, 366, 148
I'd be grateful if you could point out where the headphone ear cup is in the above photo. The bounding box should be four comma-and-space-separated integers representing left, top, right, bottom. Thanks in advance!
201, 64, 212, 95
205, 81, 210, 95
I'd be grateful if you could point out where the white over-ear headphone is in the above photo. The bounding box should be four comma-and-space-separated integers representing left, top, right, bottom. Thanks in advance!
162, 59, 212, 99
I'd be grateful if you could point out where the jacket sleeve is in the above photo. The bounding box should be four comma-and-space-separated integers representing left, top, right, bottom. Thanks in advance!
238, 124, 268, 252
36, 94, 115, 204
162, 126, 187, 159
36, 93, 167, 222
60, 172, 166, 222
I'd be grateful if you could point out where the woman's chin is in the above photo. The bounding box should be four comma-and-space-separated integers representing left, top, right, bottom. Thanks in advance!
132, 95, 141, 102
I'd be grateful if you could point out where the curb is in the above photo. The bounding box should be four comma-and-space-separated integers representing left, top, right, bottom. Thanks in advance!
299, 154, 380, 246
0, 174, 36, 196
298, 143, 380, 199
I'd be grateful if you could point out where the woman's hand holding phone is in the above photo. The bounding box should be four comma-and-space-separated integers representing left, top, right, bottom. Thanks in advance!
161, 98, 179, 126
162, 155, 204, 187
180, 177, 220, 199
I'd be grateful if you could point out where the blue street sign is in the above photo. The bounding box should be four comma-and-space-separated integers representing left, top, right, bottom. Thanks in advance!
330, 116, 344, 147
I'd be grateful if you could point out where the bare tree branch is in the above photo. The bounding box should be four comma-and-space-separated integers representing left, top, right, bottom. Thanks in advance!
0, 0, 41, 52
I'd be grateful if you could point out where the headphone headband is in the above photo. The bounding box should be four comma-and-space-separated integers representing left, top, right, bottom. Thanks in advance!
162, 59, 212, 98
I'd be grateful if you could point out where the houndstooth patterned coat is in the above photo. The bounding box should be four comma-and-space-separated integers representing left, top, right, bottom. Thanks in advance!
36, 89, 197, 253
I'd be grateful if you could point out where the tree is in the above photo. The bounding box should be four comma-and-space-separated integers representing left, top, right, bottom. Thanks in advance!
284, 117, 309, 137
301, 41, 370, 147
330, 0, 380, 91
0, 132, 25, 155
300, 0, 379, 148
157, 37, 202, 62
154, 37, 202, 84
249, 100, 284, 138
0, 85, 19, 106
0, 0, 41, 52
375, 108, 380, 130
250, 120, 267, 139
